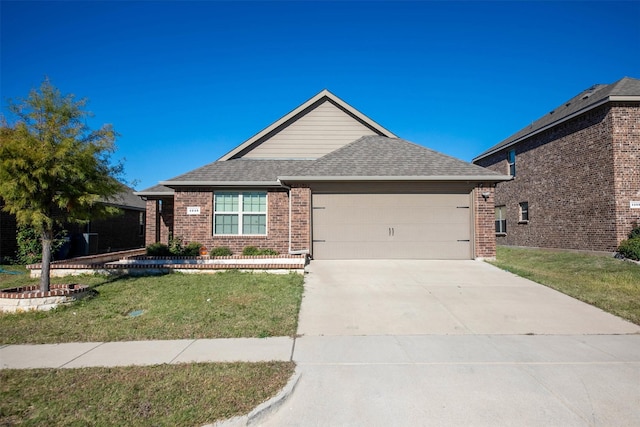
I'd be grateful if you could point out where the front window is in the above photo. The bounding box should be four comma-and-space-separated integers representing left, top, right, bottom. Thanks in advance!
214, 192, 267, 235
519, 202, 529, 222
495, 205, 507, 234
507, 149, 516, 176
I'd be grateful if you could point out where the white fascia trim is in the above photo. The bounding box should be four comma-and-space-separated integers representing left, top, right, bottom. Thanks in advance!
472, 95, 640, 162
217, 89, 397, 161
278, 175, 513, 182
133, 191, 175, 197
159, 181, 281, 187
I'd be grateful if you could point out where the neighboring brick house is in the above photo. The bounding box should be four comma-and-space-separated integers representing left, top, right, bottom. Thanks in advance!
137, 90, 509, 260
473, 77, 640, 253
0, 185, 146, 261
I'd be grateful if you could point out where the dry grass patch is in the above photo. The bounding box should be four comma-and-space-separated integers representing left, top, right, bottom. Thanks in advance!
1, 361, 295, 426
490, 246, 640, 325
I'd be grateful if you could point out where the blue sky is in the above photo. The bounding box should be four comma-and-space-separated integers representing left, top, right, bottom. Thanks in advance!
2, 1, 638, 190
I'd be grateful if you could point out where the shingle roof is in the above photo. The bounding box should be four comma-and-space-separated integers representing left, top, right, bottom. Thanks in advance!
160, 159, 314, 185
279, 135, 507, 180
134, 184, 174, 196
102, 184, 146, 209
136, 137, 508, 194
474, 77, 640, 161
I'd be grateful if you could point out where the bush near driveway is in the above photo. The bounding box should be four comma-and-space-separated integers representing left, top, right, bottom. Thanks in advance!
490, 246, 640, 325
0, 270, 304, 344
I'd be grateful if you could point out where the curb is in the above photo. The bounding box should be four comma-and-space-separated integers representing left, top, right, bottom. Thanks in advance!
208, 368, 302, 427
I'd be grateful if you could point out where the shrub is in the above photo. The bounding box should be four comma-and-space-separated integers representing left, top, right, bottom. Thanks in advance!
211, 246, 233, 257
182, 242, 203, 257
260, 248, 279, 256
168, 237, 184, 256
618, 238, 640, 261
242, 246, 279, 256
16, 227, 68, 264
146, 243, 171, 256
628, 222, 640, 240
242, 246, 261, 256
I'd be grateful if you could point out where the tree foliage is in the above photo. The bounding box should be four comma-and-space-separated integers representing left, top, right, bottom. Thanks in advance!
0, 79, 123, 290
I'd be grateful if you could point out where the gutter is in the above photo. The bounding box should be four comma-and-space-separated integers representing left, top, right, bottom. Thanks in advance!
159, 180, 281, 187
277, 179, 310, 256
277, 175, 512, 182
473, 95, 640, 162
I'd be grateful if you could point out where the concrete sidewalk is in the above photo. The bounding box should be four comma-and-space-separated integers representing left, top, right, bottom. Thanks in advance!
0, 337, 294, 369
265, 334, 640, 426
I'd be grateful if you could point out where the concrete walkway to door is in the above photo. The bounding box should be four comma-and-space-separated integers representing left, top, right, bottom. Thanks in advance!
263, 260, 640, 427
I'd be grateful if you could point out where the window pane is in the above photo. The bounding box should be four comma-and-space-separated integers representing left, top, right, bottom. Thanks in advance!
243, 214, 266, 235
214, 214, 238, 234
243, 192, 266, 212
214, 193, 239, 212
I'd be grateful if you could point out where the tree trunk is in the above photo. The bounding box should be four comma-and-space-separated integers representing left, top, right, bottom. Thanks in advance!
40, 229, 53, 292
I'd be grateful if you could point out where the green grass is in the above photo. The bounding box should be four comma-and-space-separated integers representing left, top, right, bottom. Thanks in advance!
1, 361, 295, 426
0, 270, 304, 344
490, 246, 640, 325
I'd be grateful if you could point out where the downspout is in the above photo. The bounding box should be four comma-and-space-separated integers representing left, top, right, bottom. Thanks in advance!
277, 179, 310, 255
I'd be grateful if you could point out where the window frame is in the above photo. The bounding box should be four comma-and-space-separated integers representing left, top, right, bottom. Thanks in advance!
519, 201, 529, 223
213, 191, 268, 236
507, 149, 516, 177
495, 205, 507, 235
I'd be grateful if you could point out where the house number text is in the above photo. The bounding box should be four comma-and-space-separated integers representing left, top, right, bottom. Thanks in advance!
187, 206, 201, 215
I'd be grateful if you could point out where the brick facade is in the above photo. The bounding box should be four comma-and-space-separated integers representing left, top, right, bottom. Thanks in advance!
290, 185, 311, 252
612, 103, 640, 244
473, 185, 496, 259
476, 103, 640, 252
149, 188, 292, 255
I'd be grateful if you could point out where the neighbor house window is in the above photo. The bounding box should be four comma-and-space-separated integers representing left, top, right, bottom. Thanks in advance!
138, 211, 145, 236
495, 205, 507, 234
507, 149, 516, 176
214, 191, 267, 235
519, 202, 529, 222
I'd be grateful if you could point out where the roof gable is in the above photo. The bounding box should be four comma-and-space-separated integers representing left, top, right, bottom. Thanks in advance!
474, 76, 640, 161
219, 90, 396, 161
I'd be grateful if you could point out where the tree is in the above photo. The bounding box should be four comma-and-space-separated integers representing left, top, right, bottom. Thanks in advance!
0, 79, 123, 291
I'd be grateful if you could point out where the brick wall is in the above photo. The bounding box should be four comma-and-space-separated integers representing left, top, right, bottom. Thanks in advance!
145, 198, 174, 246
476, 103, 626, 252
290, 185, 311, 252
473, 185, 496, 259
611, 103, 640, 243
167, 188, 290, 255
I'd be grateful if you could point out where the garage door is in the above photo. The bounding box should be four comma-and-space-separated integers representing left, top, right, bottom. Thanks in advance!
312, 193, 471, 259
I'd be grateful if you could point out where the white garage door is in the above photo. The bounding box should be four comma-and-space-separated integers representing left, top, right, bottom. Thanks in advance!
312, 193, 471, 259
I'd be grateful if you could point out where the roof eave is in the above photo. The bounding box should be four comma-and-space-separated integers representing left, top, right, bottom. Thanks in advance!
473, 95, 640, 162
133, 191, 175, 197
278, 175, 512, 183
159, 180, 282, 187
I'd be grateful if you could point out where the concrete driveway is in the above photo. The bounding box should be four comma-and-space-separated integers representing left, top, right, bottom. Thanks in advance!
297, 260, 639, 336
262, 260, 640, 426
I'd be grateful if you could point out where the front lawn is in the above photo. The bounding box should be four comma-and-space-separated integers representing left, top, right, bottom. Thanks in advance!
1, 361, 295, 426
490, 246, 640, 325
0, 270, 304, 344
